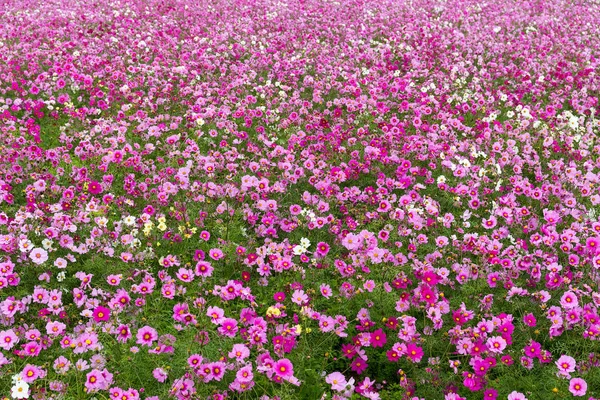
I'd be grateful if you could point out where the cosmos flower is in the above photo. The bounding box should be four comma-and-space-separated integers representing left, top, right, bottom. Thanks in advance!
153, 368, 168, 383
218, 318, 239, 338
273, 358, 294, 378
29, 248, 48, 265
92, 306, 111, 323
507, 392, 527, 400
560, 291, 579, 309
326, 371, 347, 391
556, 355, 576, 377
569, 377, 587, 396
136, 326, 158, 347
88, 181, 103, 194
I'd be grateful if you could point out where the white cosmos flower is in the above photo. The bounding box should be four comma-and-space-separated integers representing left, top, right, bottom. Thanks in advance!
11, 379, 29, 399
293, 245, 305, 256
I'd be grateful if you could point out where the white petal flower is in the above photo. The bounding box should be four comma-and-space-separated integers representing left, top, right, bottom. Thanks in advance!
11, 380, 29, 399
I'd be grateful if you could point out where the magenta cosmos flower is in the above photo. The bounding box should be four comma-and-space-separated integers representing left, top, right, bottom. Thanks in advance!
405, 343, 424, 363
522, 313, 537, 327
88, 181, 103, 195
586, 236, 600, 254
350, 357, 368, 374
92, 306, 110, 323
273, 292, 286, 302
370, 329, 387, 347
218, 318, 238, 338
273, 358, 294, 378
523, 341, 542, 358
315, 241, 330, 257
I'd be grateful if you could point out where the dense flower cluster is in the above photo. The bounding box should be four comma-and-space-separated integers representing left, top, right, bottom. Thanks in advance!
1, 0, 600, 398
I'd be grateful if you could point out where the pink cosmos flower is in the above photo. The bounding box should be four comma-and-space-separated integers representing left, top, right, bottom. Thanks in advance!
326, 371, 347, 391
363, 280, 376, 292
586, 237, 600, 255
0, 329, 18, 350
53, 356, 71, 374
85, 369, 105, 391
291, 289, 308, 305
507, 391, 527, 400
560, 291, 579, 309
218, 318, 238, 338
486, 336, 507, 354
209, 361, 227, 381
520, 356, 534, 370
46, 321, 66, 337
320, 284, 332, 299
556, 355, 576, 377
319, 316, 335, 333
106, 274, 122, 286
195, 261, 214, 277
209, 248, 224, 260
482, 216, 497, 229
206, 306, 225, 324
236, 364, 254, 383
153, 368, 168, 383
29, 248, 48, 265
54, 257, 68, 269
176, 267, 194, 283
21, 364, 41, 383
487, 272, 500, 288
341, 233, 362, 250
229, 344, 250, 361
187, 354, 203, 369
24, 341, 41, 356
136, 326, 158, 347
569, 377, 587, 396
200, 230, 211, 241
116, 324, 131, 343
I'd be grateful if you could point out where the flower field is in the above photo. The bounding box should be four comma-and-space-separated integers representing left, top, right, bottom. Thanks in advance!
2, 0, 600, 398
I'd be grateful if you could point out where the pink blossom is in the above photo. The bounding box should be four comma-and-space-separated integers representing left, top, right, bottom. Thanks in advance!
569, 377, 587, 396
29, 248, 48, 265
136, 326, 158, 347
